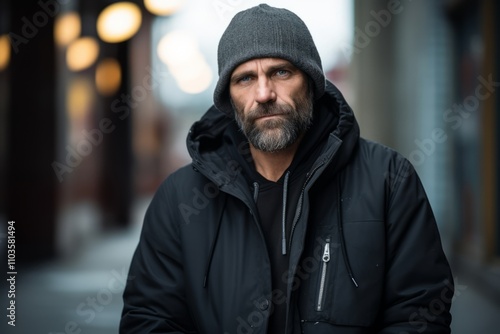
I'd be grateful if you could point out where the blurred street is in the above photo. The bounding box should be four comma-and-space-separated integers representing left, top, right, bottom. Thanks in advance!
0, 198, 149, 334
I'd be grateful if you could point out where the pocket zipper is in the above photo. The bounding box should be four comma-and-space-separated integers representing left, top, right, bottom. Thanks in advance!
316, 237, 330, 311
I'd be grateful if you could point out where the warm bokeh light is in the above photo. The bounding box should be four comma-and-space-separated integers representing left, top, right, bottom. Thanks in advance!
54, 12, 81, 47
66, 37, 100, 71
0, 34, 10, 71
157, 30, 199, 67
176, 62, 213, 94
95, 58, 122, 96
97, 2, 142, 43
67, 77, 94, 120
144, 0, 185, 16
156, 30, 212, 94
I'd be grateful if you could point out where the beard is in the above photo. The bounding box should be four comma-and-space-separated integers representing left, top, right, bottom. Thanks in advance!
232, 92, 314, 152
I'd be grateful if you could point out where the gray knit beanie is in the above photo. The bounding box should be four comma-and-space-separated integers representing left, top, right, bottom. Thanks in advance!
214, 4, 326, 116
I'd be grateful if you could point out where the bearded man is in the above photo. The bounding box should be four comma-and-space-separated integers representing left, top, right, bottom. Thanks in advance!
120, 4, 454, 334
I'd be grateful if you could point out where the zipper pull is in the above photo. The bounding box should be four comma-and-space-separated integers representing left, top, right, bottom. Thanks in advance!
316, 238, 331, 312
322, 239, 330, 263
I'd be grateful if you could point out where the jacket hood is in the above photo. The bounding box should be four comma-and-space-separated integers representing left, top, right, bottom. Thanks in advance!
187, 80, 360, 188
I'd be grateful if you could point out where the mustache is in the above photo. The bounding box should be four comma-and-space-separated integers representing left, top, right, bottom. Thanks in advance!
246, 102, 293, 122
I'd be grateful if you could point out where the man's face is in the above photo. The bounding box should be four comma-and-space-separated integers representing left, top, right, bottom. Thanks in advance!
229, 58, 313, 152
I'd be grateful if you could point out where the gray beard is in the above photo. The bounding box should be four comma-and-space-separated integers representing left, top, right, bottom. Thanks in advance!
233, 94, 313, 152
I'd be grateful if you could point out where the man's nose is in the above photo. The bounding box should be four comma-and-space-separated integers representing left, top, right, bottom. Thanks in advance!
255, 77, 277, 104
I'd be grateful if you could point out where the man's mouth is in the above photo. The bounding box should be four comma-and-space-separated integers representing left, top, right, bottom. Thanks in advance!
255, 113, 286, 120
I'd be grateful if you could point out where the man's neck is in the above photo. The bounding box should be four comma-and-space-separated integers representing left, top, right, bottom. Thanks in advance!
250, 138, 302, 182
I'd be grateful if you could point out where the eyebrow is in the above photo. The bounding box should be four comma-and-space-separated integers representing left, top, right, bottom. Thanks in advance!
230, 61, 297, 83
230, 70, 253, 84
266, 62, 297, 73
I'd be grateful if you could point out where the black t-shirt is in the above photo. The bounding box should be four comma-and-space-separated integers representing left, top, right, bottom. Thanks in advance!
254, 170, 305, 334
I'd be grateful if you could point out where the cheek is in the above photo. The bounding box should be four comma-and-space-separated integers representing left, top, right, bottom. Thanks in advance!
233, 98, 255, 118
231, 98, 248, 122
232, 100, 246, 116
276, 88, 300, 108
288, 84, 309, 105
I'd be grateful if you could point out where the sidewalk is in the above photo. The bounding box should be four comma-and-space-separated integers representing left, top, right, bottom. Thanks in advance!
450, 274, 500, 333
2, 225, 142, 334
0, 197, 148, 334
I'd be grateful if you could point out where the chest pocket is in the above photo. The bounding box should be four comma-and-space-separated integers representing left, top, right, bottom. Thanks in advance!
298, 219, 386, 328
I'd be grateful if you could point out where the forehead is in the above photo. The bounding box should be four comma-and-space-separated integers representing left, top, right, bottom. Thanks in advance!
231, 57, 295, 75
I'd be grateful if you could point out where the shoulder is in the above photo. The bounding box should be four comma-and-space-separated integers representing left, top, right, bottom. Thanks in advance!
155, 163, 211, 201
144, 163, 218, 229
353, 137, 411, 170
351, 138, 417, 192
356, 138, 405, 163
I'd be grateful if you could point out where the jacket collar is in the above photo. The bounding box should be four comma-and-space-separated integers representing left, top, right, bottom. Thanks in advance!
187, 80, 360, 193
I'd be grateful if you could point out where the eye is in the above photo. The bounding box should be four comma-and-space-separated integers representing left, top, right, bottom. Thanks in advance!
239, 75, 251, 83
232, 74, 253, 86
274, 69, 290, 78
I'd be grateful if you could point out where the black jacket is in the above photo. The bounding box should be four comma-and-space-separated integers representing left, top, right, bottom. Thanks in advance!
120, 81, 454, 334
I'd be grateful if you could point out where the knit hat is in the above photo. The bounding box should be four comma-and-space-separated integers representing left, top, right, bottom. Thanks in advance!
214, 4, 326, 116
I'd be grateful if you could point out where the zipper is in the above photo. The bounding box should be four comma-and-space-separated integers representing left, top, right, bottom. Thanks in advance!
316, 237, 330, 311
288, 161, 326, 250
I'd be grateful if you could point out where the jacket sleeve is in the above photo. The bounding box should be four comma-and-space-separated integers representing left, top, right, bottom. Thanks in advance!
120, 178, 197, 334
377, 157, 454, 333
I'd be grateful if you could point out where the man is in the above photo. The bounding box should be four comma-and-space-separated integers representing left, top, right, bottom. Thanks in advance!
120, 4, 454, 334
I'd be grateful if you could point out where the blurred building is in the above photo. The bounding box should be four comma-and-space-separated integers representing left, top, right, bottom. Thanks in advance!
0, 1, 181, 263
350, 0, 500, 305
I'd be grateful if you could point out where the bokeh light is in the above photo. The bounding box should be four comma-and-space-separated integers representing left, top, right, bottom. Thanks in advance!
54, 12, 81, 47
66, 37, 100, 71
97, 2, 142, 43
157, 30, 212, 94
95, 58, 122, 96
144, 0, 185, 16
0, 34, 11, 71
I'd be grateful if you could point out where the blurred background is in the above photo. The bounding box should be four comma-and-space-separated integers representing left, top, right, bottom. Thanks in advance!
0, 0, 499, 333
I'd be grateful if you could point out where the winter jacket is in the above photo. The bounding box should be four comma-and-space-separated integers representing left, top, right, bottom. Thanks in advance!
120, 81, 454, 334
